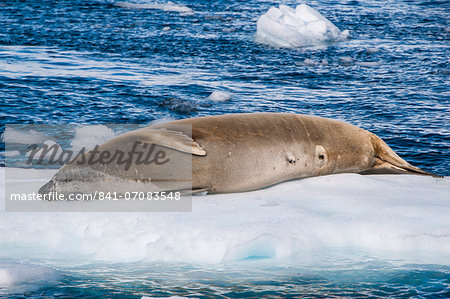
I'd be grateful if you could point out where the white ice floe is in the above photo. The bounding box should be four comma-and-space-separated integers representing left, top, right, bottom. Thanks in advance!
70, 125, 116, 152
339, 56, 354, 64
2, 151, 20, 158
1, 127, 48, 145
115, 1, 193, 14
1, 167, 449, 265
358, 61, 381, 67
302, 58, 318, 66
207, 90, 232, 102
366, 47, 380, 54
256, 4, 349, 48
25, 140, 63, 162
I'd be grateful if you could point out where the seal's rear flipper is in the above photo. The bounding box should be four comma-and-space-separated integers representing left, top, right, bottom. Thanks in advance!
367, 134, 442, 178
360, 158, 442, 177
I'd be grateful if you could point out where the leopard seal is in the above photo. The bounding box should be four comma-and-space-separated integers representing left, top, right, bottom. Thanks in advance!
39, 113, 438, 195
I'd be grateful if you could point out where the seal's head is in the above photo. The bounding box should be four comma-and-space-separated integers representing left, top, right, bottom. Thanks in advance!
38, 180, 55, 196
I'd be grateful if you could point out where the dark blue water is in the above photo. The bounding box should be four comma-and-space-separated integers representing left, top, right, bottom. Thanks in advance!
1, 0, 449, 175
1, 0, 449, 297
3, 259, 450, 298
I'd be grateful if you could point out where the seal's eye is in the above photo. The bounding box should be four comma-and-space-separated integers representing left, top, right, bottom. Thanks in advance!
318, 154, 324, 160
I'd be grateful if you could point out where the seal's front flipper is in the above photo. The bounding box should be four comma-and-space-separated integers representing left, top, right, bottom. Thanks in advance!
176, 188, 208, 196
191, 188, 209, 196
120, 128, 206, 156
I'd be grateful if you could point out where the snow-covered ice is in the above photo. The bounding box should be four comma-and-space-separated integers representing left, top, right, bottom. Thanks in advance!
1, 167, 449, 265
256, 4, 349, 48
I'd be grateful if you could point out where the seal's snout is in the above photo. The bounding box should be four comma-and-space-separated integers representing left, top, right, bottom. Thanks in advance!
38, 180, 55, 196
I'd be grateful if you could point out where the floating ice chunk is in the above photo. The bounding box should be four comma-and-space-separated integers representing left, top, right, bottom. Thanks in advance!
208, 91, 231, 102
296, 4, 319, 22
222, 27, 235, 33
267, 6, 282, 19
26, 140, 63, 162
115, 1, 193, 14
366, 47, 380, 54
70, 125, 116, 152
303, 58, 318, 66
1, 127, 48, 145
358, 61, 381, 67
339, 56, 354, 64
3, 151, 20, 158
256, 4, 349, 48
162, 26, 171, 31
341, 29, 350, 38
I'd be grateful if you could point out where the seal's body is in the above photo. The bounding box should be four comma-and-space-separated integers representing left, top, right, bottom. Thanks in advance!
40, 113, 436, 195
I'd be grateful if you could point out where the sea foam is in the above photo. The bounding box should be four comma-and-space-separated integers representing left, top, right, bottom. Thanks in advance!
0, 262, 60, 291
115, 1, 193, 14
256, 4, 349, 48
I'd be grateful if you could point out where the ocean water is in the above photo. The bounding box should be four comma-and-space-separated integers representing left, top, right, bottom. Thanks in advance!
1, 0, 449, 297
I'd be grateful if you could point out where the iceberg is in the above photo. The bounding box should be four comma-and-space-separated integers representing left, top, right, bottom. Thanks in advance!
256, 4, 349, 48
